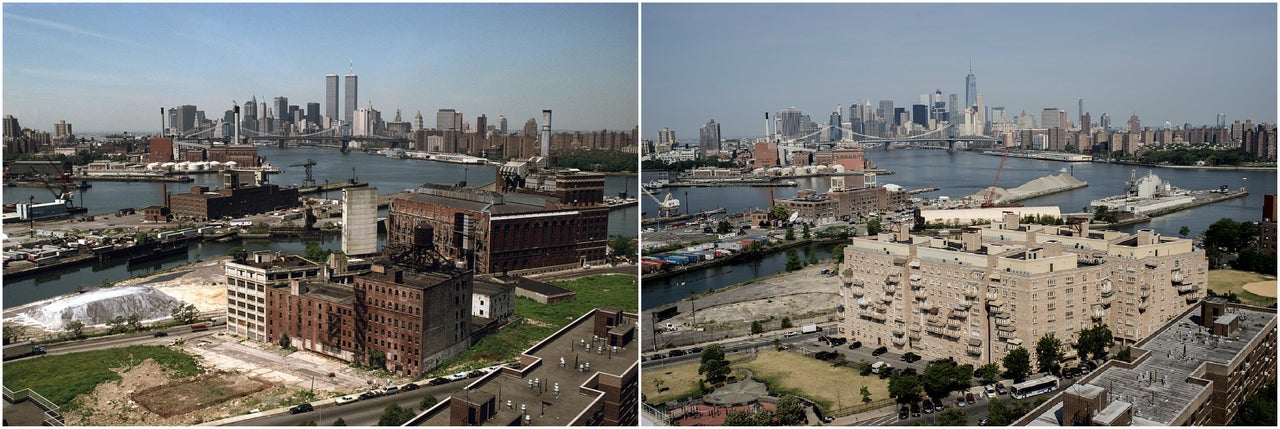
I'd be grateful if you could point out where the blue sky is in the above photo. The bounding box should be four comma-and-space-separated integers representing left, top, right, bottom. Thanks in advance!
643, 3, 1277, 140
4, 3, 638, 133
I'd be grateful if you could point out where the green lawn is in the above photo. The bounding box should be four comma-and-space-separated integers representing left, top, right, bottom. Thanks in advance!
1208, 269, 1277, 307
432, 274, 638, 375
2, 345, 202, 410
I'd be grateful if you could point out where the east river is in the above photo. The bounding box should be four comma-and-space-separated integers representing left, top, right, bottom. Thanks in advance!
640, 149, 1276, 308
3, 147, 638, 307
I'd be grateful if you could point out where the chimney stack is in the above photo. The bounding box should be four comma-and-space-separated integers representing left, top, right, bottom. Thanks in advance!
539, 110, 552, 167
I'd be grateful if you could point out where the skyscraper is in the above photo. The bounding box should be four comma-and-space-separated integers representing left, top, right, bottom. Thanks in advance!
1127, 114, 1141, 133
176, 105, 197, 134
699, 119, 721, 156
274, 97, 289, 126
498, 115, 508, 134
306, 102, 320, 127
1042, 108, 1062, 129
912, 104, 929, 128
475, 115, 487, 135
413, 111, 424, 132
1101, 113, 1112, 131
325, 74, 339, 126
777, 107, 803, 139
828, 111, 842, 142
436, 109, 457, 130
965, 66, 977, 108
344, 73, 358, 128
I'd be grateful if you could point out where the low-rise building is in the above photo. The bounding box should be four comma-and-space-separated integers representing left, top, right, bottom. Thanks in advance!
838, 213, 1208, 369
168, 183, 298, 221
409, 307, 639, 426
1018, 298, 1276, 425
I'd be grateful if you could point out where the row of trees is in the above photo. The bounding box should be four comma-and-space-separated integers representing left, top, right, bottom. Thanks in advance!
1137, 148, 1261, 167
722, 394, 806, 425
554, 149, 638, 172
1204, 218, 1275, 274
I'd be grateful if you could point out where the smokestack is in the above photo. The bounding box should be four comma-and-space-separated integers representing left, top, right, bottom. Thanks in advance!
160, 107, 166, 137
540, 109, 552, 167
233, 103, 241, 145
764, 112, 770, 142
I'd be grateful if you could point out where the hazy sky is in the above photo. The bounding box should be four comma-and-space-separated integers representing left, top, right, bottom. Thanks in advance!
643, 3, 1277, 140
4, 3, 638, 133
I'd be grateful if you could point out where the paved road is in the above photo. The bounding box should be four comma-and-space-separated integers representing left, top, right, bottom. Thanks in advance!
228, 380, 470, 426
12, 328, 216, 358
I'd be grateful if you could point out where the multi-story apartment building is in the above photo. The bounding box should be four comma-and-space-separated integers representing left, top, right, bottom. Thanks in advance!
1017, 298, 1276, 425
262, 261, 473, 377
224, 252, 323, 341
838, 213, 1208, 369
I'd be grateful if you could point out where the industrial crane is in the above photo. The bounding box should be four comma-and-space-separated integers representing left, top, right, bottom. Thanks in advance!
641, 187, 681, 216
982, 144, 1011, 208
289, 158, 317, 188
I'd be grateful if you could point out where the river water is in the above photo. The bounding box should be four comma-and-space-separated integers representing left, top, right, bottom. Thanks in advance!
3, 147, 637, 307
642, 149, 1276, 237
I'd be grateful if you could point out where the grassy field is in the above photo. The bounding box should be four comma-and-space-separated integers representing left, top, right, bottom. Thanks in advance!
2, 345, 202, 410
740, 350, 890, 412
432, 274, 638, 376
642, 360, 704, 405
1208, 269, 1278, 307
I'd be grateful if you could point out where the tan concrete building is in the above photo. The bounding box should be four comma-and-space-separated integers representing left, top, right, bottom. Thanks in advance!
1018, 298, 1276, 425
838, 213, 1208, 368
224, 252, 324, 341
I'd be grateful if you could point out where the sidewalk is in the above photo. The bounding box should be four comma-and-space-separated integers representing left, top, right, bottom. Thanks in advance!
831, 403, 898, 426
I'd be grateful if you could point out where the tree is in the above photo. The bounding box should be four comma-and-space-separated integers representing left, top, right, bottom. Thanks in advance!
1114, 346, 1133, 363
126, 313, 143, 332
377, 403, 415, 426
860, 385, 872, 402
750, 320, 764, 335
297, 420, 317, 426
781, 317, 793, 329
419, 394, 438, 411
3, 324, 28, 344
652, 377, 665, 393
171, 303, 199, 324
280, 333, 292, 349
866, 217, 883, 235
1178, 226, 1190, 238
228, 246, 248, 262
774, 394, 806, 425
751, 408, 776, 426
1003, 347, 1032, 382
1230, 381, 1276, 425
1036, 333, 1065, 375
108, 316, 128, 334
1075, 324, 1114, 363
64, 320, 85, 340
698, 344, 731, 384
1092, 206, 1118, 223
303, 240, 331, 263
785, 249, 802, 271
368, 349, 386, 370
976, 362, 1001, 383
722, 410, 754, 426
921, 360, 971, 400
938, 407, 968, 426
857, 360, 872, 376
889, 373, 922, 403
771, 205, 789, 222
610, 235, 636, 260
332, 418, 347, 426
717, 220, 733, 234
785, 227, 796, 241
802, 223, 811, 239
986, 397, 1013, 425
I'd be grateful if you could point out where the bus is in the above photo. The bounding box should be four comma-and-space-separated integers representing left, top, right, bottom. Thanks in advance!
1011, 375, 1060, 399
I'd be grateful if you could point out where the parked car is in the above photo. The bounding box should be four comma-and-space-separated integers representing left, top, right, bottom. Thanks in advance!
335, 395, 357, 405
686, 347, 702, 354
872, 346, 888, 356
922, 400, 934, 414
996, 384, 1009, 395
932, 398, 946, 411
289, 403, 314, 414
965, 392, 976, 404
910, 402, 920, 417
428, 377, 449, 386
899, 405, 910, 420
649, 353, 666, 361
467, 370, 485, 378
984, 384, 998, 397
448, 372, 469, 381
400, 382, 419, 391
153, 331, 168, 337
784, 331, 800, 337
957, 398, 967, 408
383, 385, 400, 395
901, 352, 920, 363
359, 391, 383, 400
848, 341, 862, 349
979, 418, 989, 426
668, 349, 686, 357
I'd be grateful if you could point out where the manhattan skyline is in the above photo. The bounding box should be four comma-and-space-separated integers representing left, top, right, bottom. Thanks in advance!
643, 3, 1277, 140
3, 3, 638, 133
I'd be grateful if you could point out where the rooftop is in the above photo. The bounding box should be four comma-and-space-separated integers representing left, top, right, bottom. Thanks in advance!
1024, 301, 1276, 425
413, 308, 638, 426
229, 253, 320, 270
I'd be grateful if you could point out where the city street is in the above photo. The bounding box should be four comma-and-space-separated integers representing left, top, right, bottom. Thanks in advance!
227, 380, 469, 426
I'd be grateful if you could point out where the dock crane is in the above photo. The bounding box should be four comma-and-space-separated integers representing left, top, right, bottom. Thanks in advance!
289, 158, 317, 188
641, 187, 681, 216
982, 144, 1011, 208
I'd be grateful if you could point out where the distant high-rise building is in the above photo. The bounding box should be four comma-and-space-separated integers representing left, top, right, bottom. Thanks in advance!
3, 115, 20, 138
965, 66, 977, 108
344, 74, 358, 129
1101, 113, 1112, 131
305, 102, 320, 128
53, 120, 73, 139
497, 115, 508, 134
522, 118, 537, 137
1216, 114, 1227, 128
1081, 112, 1092, 131
325, 74, 339, 127
273, 97, 288, 126
242, 98, 257, 131
413, 111, 424, 132
911, 104, 929, 128
932, 90, 946, 123
475, 115, 487, 136
828, 111, 843, 141
699, 119, 721, 156
657, 127, 676, 148
176, 105, 197, 134
1127, 114, 1141, 133
777, 107, 803, 138
352, 103, 381, 137
454, 112, 463, 132
436, 109, 457, 130
947, 94, 959, 121
893, 107, 906, 127
1078, 98, 1085, 128
877, 100, 894, 125
1042, 108, 1062, 129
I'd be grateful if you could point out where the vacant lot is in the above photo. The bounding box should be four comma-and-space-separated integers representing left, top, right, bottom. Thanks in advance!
642, 360, 704, 405
740, 350, 889, 412
2, 345, 201, 410
1208, 269, 1277, 306
132, 372, 270, 417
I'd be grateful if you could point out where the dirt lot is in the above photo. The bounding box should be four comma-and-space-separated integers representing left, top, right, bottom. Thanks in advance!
132, 372, 270, 418
740, 350, 889, 410
660, 263, 842, 330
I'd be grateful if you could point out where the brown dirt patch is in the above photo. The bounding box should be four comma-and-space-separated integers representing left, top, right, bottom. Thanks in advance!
1243, 281, 1278, 298
132, 372, 270, 418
